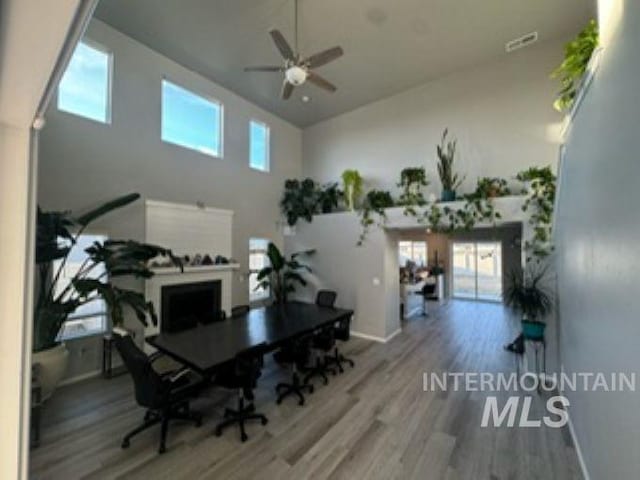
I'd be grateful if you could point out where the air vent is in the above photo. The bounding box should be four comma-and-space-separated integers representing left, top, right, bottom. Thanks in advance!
505, 31, 538, 53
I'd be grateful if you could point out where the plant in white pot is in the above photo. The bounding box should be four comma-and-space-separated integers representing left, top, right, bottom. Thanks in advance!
34, 193, 180, 400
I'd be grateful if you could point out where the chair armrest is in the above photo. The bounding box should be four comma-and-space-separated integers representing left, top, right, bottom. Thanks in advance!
165, 367, 192, 384
148, 351, 165, 364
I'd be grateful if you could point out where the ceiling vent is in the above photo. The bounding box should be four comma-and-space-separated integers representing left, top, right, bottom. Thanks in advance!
505, 31, 538, 53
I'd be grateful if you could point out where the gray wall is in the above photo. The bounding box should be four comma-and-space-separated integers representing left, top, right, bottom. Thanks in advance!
302, 38, 566, 195
38, 19, 302, 380
555, 1, 640, 478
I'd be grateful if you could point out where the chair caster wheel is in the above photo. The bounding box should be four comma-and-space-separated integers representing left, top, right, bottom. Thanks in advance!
323, 378, 329, 386
298, 398, 305, 406
214, 427, 222, 437
241, 433, 248, 442
196, 419, 203, 427
309, 385, 314, 394
121, 440, 130, 449
159, 445, 166, 454
261, 417, 268, 426
276, 398, 283, 405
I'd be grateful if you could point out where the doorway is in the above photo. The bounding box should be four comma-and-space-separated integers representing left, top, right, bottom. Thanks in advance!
451, 241, 503, 302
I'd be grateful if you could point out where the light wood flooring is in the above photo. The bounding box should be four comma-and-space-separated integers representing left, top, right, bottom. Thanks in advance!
30, 300, 582, 479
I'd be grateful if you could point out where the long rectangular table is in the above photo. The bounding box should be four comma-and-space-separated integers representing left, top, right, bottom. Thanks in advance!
146, 301, 353, 375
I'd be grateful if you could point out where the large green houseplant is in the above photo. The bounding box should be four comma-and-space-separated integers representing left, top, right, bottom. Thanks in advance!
34, 193, 180, 398
436, 129, 465, 201
504, 266, 553, 340
255, 242, 314, 305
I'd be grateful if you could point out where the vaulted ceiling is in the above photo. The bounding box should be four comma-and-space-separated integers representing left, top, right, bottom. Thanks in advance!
95, 0, 595, 127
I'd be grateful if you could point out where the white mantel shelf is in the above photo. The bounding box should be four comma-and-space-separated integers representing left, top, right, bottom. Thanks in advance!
150, 263, 240, 275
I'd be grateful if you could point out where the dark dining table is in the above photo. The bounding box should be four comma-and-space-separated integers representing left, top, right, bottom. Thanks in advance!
146, 301, 353, 375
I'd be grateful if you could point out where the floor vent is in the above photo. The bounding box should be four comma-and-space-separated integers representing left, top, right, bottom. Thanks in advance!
505, 31, 538, 52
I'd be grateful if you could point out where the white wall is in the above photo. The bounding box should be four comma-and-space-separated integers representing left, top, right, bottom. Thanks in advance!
38, 19, 302, 380
302, 38, 566, 195
555, 1, 640, 478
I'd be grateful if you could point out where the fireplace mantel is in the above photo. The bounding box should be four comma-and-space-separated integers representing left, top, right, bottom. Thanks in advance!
150, 264, 240, 275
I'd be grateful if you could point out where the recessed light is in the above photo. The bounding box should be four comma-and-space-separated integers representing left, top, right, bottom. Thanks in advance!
301, 95, 311, 103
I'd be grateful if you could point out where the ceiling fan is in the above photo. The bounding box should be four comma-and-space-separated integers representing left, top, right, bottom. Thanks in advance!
244, 0, 344, 100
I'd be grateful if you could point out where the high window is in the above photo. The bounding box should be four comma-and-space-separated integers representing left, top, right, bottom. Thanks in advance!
58, 40, 112, 123
161, 79, 223, 157
249, 120, 270, 172
398, 241, 428, 267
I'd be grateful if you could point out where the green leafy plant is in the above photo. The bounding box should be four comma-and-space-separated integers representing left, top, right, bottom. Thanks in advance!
341, 169, 364, 211
436, 129, 465, 200
505, 265, 553, 323
280, 178, 319, 226
474, 177, 511, 198
317, 182, 342, 214
551, 19, 599, 112
255, 242, 314, 304
34, 193, 181, 352
358, 190, 395, 246
517, 166, 556, 261
397, 167, 429, 217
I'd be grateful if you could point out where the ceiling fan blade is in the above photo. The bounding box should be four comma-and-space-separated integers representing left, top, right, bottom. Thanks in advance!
281, 81, 294, 100
269, 29, 295, 60
304, 46, 344, 69
307, 71, 337, 92
244, 66, 284, 72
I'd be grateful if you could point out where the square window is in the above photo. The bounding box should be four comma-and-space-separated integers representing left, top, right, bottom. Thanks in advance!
58, 41, 112, 123
161, 79, 223, 157
249, 120, 270, 172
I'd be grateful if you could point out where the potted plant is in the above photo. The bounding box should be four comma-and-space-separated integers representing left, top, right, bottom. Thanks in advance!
504, 266, 553, 340
341, 169, 363, 211
436, 128, 465, 201
34, 193, 180, 399
280, 178, 319, 226
551, 19, 598, 112
475, 177, 510, 198
255, 242, 314, 305
398, 167, 429, 216
357, 189, 395, 246
317, 182, 342, 214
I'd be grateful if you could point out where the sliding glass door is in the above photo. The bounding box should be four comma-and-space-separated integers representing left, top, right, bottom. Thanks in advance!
452, 241, 502, 301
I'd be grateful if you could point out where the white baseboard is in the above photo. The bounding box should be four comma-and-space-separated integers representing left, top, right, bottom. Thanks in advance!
559, 364, 590, 480
351, 328, 402, 343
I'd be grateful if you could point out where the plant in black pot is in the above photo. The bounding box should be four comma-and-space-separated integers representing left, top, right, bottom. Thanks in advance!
280, 178, 319, 227
436, 128, 465, 201
504, 266, 553, 341
316, 182, 342, 214
34, 193, 181, 400
357, 189, 395, 246
255, 242, 314, 305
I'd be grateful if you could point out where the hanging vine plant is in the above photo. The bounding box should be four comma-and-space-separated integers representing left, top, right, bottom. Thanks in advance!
357, 190, 395, 246
551, 19, 599, 113
397, 167, 429, 217
516, 166, 556, 261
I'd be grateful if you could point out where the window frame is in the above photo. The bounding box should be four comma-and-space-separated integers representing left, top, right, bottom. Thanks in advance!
398, 240, 428, 267
160, 77, 225, 158
249, 119, 271, 172
248, 238, 271, 302
57, 38, 114, 125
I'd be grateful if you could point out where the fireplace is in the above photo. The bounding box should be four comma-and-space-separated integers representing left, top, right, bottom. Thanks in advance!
161, 280, 221, 332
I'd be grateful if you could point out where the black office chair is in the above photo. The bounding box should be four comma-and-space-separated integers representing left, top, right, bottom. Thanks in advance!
324, 314, 355, 373
304, 290, 339, 385
275, 334, 314, 406
213, 343, 268, 442
114, 333, 204, 454
231, 305, 250, 318
420, 283, 436, 315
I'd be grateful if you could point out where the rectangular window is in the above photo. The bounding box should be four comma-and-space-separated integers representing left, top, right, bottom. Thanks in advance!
58, 40, 112, 123
161, 79, 223, 157
398, 241, 428, 267
249, 238, 270, 302
53, 234, 109, 340
452, 241, 503, 302
249, 120, 270, 171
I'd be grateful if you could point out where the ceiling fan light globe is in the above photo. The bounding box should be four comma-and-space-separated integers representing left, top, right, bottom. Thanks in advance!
285, 66, 307, 86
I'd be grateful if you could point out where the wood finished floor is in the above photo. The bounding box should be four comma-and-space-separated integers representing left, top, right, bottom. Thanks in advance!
30, 300, 582, 480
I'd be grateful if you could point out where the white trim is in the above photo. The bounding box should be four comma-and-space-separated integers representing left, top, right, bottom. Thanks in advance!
145, 198, 234, 217
565, 404, 591, 480
351, 328, 401, 343
58, 368, 102, 387
150, 263, 239, 275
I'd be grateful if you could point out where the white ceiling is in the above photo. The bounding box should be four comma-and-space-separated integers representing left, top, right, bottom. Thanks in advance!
94, 0, 595, 127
